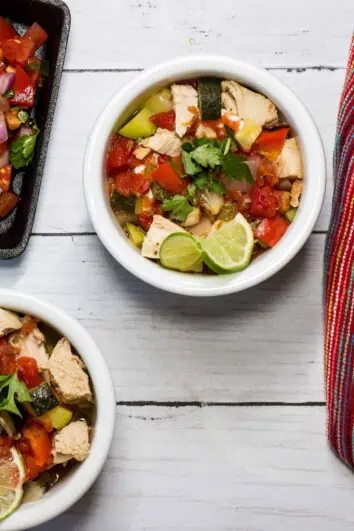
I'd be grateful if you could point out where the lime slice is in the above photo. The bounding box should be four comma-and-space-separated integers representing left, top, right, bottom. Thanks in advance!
160, 233, 203, 272
202, 213, 254, 274
0, 447, 25, 521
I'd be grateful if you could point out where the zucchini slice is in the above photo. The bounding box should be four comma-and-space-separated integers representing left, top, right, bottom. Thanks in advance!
198, 78, 221, 120
28, 383, 59, 416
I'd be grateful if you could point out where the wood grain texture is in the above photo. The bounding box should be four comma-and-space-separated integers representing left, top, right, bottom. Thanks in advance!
33, 406, 354, 531
2, 234, 325, 402
63, 0, 354, 69
33, 69, 342, 234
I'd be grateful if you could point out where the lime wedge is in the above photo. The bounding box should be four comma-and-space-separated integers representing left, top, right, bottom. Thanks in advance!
0, 447, 25, 521
202, 213, 254, 274
160, 233, 203, 272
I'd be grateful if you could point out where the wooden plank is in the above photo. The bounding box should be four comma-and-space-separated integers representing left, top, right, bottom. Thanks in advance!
35, 406, 354, 531
33, 69, 343, 234
4, 233, 326, 402
63, 0, 353, 69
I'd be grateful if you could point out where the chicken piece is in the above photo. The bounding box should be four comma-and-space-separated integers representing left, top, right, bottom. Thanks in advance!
187, 216, 213, 238
48, 338, 93, 404
275, 137, 303, 179
141, 215, 185, 259
52, 420, 90, 464
0, 309, 22, 337
140, 128, 181, 157
181, 208, 201, 228
16, 327, 49, 370
221, 80, 278, 127
195, 123, 217, 140
290, 180, 303, 208
133, 146, 151, 160
171, 84, 198, 137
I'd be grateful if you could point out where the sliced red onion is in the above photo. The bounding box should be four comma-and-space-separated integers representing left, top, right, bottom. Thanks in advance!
222, 175, 253, 195
18, 126, 34, 137
0, 73, 15, 96
0, 146, 9, 169
245, 155, 260, 180
0, 112, 8, 144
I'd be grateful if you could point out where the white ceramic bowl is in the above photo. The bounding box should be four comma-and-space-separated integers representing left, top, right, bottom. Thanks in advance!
84, 55, 326, 296
0, 290, 116, 531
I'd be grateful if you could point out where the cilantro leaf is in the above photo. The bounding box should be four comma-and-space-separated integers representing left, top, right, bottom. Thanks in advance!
10, 129, 39, 170
162, 195, 193, 222
182, 150, 201, 175
0, 373, 31, 417
222, 153, 253, 183
191, 145, 222, 168
194, 172, 226, 195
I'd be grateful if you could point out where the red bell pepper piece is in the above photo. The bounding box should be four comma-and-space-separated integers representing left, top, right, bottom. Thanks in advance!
252, 128, 289, 161
150, 111, 175, 131
17, 357, 42, 389
255, 215, 289, 248
8, 65, 35, 108
0, 165, 11, 192
24, 23, 48, 49
151, 156, 188, 194
22, 422, 52, 468
0, 338, 16, 375
3, 37, 36, 67
0, 17, 17, 45
0, 191, 19, 218
115, 171, 150, 197
249, 184, 278, 219
106, 135, 135, 175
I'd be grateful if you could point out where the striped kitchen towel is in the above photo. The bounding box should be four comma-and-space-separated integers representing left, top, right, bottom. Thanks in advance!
324, 34, 354, 467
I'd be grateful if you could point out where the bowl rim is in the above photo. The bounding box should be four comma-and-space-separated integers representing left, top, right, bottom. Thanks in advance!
0, 289, 116, 531
83, 54, 326, 297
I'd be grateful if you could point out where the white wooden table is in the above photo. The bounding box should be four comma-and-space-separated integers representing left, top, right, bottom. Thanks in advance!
3, 0, 354, 529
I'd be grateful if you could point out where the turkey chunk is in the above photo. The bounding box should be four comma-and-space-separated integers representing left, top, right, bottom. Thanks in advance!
52, 420, 90, 464
141, 215, 185, 259
0, 309, 22, 337
48, 338, 92, 404
133, 146, 151, 160
171, 84, 198, 137
16, 327, 49, 370
275, 138, 303, 179
140, 128, 181, 157
221, 80, 278, 127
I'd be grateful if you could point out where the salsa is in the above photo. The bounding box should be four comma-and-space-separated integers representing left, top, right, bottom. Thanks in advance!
0, 17, 48, 219
105, 77, 303, 274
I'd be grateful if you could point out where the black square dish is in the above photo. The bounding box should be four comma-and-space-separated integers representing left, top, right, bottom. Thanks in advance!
0, 0, 70, 258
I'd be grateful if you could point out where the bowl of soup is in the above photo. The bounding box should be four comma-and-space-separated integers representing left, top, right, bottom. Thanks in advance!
0, 289, 115, 530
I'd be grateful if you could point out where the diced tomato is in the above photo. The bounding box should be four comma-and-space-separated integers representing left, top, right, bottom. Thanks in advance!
17, 357, 41, 388
115, 171, 150, 197
22, 454, 47, 481
22, 422, 52, 468
0, 165, 11, 192
28, 68, 41, 88
8, 65, 35, 108
137, 212, 153, 232
157, 154, 169, 165
3, 37, 36, 67
250, 184, 278, 219
24, 23, 48, 48
0, 17, 17, 45
106, 135, 135, 175
255, 215, 289, 248
151, 156, 188, 194
252, 128, 289, 161
0, 436, 13, 459
256, 157, 279, 187
150, 110, 175, 131
0, 191, 19, 218
0, 338, 16, 375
